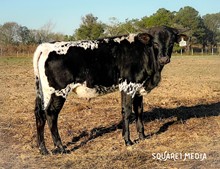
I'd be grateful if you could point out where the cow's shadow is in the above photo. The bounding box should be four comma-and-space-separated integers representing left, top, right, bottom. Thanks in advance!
64, 102, 220, 153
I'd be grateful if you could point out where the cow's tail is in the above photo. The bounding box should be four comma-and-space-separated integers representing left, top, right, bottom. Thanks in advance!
33, 45, 43, 80
33, 45, 44, 114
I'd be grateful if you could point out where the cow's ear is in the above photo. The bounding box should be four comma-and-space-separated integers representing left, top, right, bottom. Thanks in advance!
138, 33, 152, 44
176, 34, 188, 43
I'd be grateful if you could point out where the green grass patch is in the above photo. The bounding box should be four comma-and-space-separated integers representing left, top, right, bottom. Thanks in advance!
0, 56, 33, 66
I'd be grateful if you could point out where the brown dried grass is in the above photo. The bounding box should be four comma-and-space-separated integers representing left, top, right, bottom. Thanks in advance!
0, 55, 220, 168
0, 45, 37, 57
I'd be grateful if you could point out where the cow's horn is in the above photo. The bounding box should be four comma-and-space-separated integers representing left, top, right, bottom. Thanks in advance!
178, 28, 190, 34
139, 27, 150, 33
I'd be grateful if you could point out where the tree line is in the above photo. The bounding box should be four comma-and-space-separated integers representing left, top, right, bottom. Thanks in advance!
1, 6, 220, 52
0, 20, 66, 46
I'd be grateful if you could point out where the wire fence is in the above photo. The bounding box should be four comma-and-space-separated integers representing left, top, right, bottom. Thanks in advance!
0, 46, 37, 57
0, 51, 34, 57
0, 46, 220, 57
176, 47, 220, 56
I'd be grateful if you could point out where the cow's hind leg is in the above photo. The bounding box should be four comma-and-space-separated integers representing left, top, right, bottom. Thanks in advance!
34, 96, 48, 155
46, 94, 66, 154
133, 95, 145, 140
121, 91, 133, 146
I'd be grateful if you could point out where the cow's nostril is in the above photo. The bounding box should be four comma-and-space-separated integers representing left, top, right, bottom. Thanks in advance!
166, 58, 170, 63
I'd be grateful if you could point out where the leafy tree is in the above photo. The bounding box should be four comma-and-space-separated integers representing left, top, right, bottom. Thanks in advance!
120, 18, 140, 34
75, 14, 105, 40
175, 6, 200, 28
105, 17, 122, 36
143, 8, 175, 27
175, 6, 206, 49
0, 22, 20, 45
24, 20, 57, 44
203, 12, 220, 47
138, 16, 148, 28
64, 35, 76, 41
37, 20, 56, 43
27, 29, 39, 44
18, 26, 31, 45
50, 32, 65, 41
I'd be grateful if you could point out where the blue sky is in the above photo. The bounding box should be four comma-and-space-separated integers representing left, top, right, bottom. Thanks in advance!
1, 0, 220, 35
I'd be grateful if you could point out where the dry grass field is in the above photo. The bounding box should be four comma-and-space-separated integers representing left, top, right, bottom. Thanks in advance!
0, 55, 220, 168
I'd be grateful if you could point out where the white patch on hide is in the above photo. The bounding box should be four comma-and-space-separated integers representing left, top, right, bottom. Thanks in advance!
33, 43, 54, 110
138, 88, 148, 96
113, 34, 137, 44
51, 83, 80, 98
73, 85, 99, 99
119, 80, 143, 98
52, 40, 99, 55
104, 38, 110, 43
53, 82, 119, 101
52, 82, 99, 100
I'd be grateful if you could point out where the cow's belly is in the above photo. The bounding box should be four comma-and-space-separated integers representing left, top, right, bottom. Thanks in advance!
39, 82, 119, 110
73, 83, 119, 99
42, 78, 152, 110
73, 85, 98, 99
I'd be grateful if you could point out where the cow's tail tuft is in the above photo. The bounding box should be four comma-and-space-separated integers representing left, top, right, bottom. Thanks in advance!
34, 76, 44, 119
33, 45, 43, 112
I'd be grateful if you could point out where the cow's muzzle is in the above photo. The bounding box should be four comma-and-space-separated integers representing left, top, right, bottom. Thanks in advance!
158, 55, 170, 65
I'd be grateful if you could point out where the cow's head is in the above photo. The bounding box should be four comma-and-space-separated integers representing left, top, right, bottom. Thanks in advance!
140, 26, 188, 65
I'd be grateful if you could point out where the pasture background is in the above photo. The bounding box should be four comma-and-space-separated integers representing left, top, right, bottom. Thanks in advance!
0, 55, 220, 168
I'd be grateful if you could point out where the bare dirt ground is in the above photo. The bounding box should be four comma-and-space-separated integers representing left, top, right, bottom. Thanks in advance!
0, 55, 220, 168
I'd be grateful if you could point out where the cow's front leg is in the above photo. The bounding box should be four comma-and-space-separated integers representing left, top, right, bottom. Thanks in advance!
46, 94, 66, 154
133, 95, 145, 140
121, 91, 133, 146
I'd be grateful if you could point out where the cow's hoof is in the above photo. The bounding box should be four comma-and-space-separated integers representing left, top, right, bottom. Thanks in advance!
134, 134, 148, 144
139, 133, 146, 140
125, 140, 134, 146
52, 147, 66, 154
39, 148, 49, 155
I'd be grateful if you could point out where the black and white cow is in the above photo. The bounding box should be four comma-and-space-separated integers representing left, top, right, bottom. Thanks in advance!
33, 25, 187, 155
